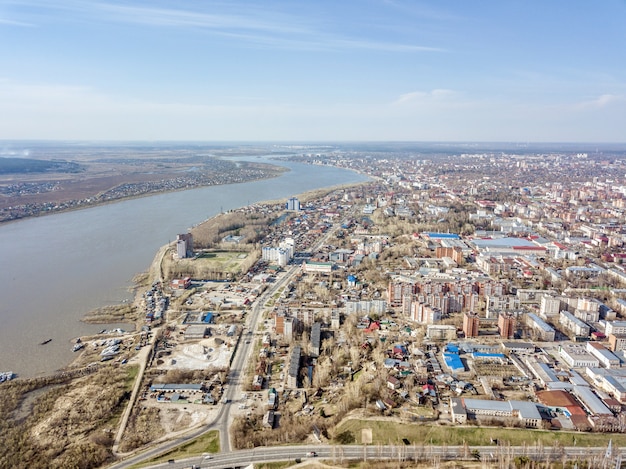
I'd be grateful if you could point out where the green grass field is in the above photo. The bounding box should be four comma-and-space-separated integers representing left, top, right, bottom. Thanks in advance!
133, 430, 220, 468
194, 250, 250, 273
165, 248, 253, 278
123, 365, 139, 391
335, 419, 626, 448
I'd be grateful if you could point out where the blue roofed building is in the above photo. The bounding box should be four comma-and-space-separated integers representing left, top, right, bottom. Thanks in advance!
443, 344, 465, 372
425, 232, 461, 240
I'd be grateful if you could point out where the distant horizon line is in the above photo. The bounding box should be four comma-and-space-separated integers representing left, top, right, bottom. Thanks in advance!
1, 139, 626, 146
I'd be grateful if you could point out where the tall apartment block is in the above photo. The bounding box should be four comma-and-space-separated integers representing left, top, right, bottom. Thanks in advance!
498, 312, 517, 339
463, 311, 480, 337
176, 233, 193, 259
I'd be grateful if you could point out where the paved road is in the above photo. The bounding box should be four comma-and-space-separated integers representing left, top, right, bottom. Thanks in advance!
112, 243, 172, 455
112, 332, 157, 454
213, 266, 299, 453
132, 444, 625, 469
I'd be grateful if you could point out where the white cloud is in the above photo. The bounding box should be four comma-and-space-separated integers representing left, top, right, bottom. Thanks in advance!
393, 88, 456, 105
330, 38, 442, 52
3, 1, 443, 53
0, 17, 34, 26
572, 94, 625, 111
92, 2, 307, 34
93, 2, 443, 52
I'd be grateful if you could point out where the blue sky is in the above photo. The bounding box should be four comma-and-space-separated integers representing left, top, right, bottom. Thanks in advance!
1, 0, 625, 142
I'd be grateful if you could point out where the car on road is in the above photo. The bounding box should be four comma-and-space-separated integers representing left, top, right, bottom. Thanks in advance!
306, 451, 317, 457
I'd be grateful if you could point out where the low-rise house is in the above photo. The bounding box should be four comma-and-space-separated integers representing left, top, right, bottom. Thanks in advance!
150, 383, 204, 393
387, 376, 401, 390
263, 410, 275, 428
252, 375, 263, 390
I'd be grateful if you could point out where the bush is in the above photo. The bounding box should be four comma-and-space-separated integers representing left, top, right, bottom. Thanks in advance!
334, 430, 355, 444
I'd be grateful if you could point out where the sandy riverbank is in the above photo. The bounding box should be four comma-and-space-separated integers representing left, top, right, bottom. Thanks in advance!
77, 180, 367, 329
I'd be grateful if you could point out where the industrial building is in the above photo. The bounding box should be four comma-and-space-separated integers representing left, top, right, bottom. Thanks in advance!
559, 344, 599, 368
450, 397, 542, 428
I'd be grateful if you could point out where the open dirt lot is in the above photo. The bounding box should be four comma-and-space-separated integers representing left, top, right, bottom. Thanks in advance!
156, 340, 232, 371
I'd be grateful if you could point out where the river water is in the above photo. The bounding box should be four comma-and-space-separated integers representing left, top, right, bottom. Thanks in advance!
0, 158, 368, 377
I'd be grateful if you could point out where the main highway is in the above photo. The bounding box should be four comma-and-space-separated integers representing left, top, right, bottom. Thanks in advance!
132, 443, 624, 469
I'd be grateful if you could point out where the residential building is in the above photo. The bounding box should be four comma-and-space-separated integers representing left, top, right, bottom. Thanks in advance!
463, 311, 480, 337
284, 317, 296, 342
498, 312, 517, 339
409, 302, 442, 324
426, 324, 457, 341
526, 313, 556, 341
586, 342, 621, 368
540, 295, 562, 319
608, 334, 626, 352
331, 309, 341, 329
387, 281, 416, 307
286, 197, 301, 211
559, 310, 591, 339
287, 346, 301, 388
345, 299, 387, 315
176, 233, 193, 259
605, 321, 626, 336
310, 322, 321, 357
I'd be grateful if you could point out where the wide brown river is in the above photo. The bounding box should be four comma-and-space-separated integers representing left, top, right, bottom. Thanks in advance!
0, 158, 367, 377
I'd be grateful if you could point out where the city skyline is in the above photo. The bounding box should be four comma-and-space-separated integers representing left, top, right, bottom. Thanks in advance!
1, 0, 625, 142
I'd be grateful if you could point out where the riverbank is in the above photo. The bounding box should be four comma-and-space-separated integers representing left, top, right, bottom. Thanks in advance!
75, 180, 367, 333
0, 163, 287, 225
0, 159, 369, 378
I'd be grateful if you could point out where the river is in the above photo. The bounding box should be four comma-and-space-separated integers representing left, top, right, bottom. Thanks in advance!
0, 158, 368, 377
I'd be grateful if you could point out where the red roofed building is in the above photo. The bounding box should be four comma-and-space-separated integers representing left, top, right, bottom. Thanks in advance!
365, 320, 380, 333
